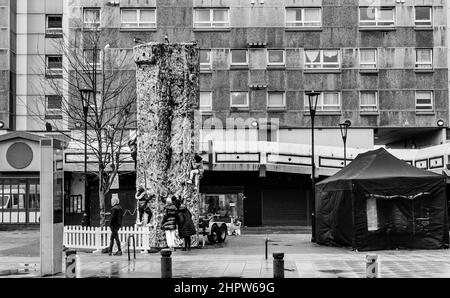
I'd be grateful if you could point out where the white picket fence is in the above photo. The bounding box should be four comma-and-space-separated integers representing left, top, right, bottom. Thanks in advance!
64, 226, 150, 252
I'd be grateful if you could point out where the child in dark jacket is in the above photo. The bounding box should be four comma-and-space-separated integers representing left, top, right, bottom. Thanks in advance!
161, 197, 178, 251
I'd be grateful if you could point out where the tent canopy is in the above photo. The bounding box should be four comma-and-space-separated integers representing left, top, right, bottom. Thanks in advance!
315, 148, 449, 250
317, 148, 444, 194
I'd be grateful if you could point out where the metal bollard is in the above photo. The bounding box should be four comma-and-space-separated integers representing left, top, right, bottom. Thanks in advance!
265, 234, 268, 260
161, 249, 172, 278
273, 252, 285, 278
366, 254, 379, 278
65, 250, 77, 278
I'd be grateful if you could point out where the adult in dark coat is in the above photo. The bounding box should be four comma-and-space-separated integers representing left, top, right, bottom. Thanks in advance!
109, 196, 123, 256
161, 197, 178, 250
177, 204, 196, 251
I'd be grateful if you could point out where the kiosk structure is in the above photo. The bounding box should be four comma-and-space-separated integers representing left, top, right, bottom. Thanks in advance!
40, 138, 64, 276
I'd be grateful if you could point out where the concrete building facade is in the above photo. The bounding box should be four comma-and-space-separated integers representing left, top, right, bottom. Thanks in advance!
1, 0, 450, 227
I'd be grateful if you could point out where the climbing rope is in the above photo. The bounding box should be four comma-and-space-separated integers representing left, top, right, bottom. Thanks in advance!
123, 207, 138, 217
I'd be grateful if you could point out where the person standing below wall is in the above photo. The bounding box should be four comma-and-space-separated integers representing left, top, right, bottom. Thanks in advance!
161, 197, 178, 251
177, 204, 196, 251
109, 196, 124, 256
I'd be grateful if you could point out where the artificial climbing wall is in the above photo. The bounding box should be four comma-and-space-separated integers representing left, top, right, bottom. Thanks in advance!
134, 43, 200, 248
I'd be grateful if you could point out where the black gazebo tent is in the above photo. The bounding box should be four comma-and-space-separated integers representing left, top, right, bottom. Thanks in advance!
316, 148, 449, 251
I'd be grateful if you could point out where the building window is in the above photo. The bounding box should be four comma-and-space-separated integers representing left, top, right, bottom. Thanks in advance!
200, 92, 212, 111
267, 92, 285, 108
360, 49, 377, 69
83, 49, 102, 66
304, 92, 341, 112
415, 7, 432, 27
415, 91, 433, 112
46, 95, 62, 115
88, 92, 103, 115
121, 8, 156, 28
285, 7, 321, 27
267, 50, 285, 66
46, 56, 63, 76
416, 49, 433, 69
359, 7, 395, 27
46, 15, 63, 36
231, 49, 248, 66
83, 8, 100, 27
230, 92, 249, 108
360, 91, 378, 112
66, 195, 83, 214
305, 50, 340, 69
194, 8, 229, 28
200, 50, 212, 70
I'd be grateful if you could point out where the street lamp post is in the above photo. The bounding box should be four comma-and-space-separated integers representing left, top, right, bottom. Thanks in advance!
306, 90, 320, 243
339, 120, 352, 167
79, 87, 93, 226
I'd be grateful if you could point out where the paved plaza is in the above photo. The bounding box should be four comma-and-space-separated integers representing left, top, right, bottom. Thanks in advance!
1, 230, 450, 278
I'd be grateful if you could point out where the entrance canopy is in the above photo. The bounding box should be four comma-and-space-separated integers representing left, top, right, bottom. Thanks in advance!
316, 148, 449, 250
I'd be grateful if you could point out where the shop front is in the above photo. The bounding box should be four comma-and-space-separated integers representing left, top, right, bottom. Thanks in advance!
200, 171, 312, 227
0, 132, 43, 227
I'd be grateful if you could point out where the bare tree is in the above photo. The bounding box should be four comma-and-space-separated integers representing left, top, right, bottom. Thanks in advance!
32, 14, 137, 226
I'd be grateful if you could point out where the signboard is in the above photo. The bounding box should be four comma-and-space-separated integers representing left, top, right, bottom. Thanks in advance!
110, 174, 119, 190
366, 198, 378, 231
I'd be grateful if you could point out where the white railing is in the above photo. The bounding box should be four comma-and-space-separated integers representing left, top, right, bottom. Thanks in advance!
64, 226, 150, 251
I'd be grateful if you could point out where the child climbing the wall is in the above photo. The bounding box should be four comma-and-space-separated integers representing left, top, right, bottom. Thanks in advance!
186, 153, 204, 189
135, 185, 153, 225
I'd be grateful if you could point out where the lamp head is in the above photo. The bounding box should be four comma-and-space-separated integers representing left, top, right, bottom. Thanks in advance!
339, 120, 352, 140
79, 87, 93, 108
305, 90, 321, 116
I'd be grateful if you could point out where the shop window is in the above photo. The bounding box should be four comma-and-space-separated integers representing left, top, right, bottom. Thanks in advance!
65, 195, 83, 214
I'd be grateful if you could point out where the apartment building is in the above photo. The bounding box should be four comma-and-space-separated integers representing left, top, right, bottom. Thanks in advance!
0, 0, 448, 227
0, 0, 64, 227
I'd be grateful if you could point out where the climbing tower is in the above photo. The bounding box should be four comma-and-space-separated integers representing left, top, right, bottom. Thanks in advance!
134, 42, 200, 248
